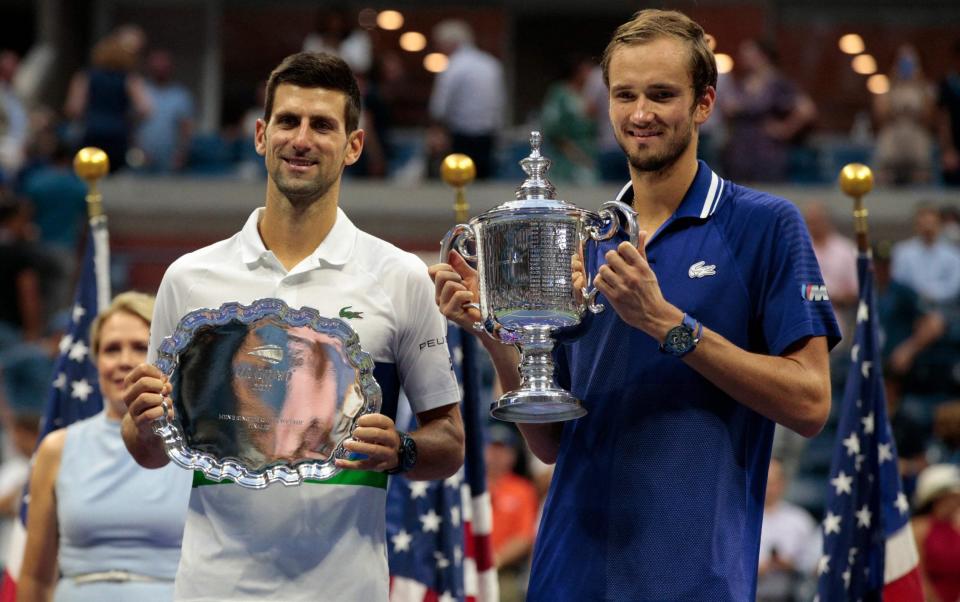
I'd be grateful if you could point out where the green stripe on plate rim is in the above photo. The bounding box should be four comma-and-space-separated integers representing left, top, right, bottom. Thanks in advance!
192, 469, 388, 489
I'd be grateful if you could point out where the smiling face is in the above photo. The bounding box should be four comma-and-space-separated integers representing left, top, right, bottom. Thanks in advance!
255, 83, 363, 208
96, 311, 150, 418
607, 36, 714, 175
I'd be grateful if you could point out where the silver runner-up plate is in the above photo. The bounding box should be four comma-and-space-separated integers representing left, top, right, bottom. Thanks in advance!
152, 298, 382, 489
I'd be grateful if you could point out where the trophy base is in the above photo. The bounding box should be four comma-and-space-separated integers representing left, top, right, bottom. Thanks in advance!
490, 389, 587, 423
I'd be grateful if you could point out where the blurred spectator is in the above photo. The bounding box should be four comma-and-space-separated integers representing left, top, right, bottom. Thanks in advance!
931, 401, 960, 465
428, 19, 505, 180
757, 458, 820, 602
911, 464, 960, 602
63, 29, 151, 172
0, 341, 48, 570
584, 65, 629, 183
720, 38, 816, 182
943, 205, 960, 246
20, 135, 87, 315
0, 194, 44, 342
873, 44, 937, 185
803, 202, 858, 311
0, 50, 28, 182
486, 422, 538, 602
136, 49, 194, 173
302, 9, 372, 76
939, 40, 960, 186
891, 204, 960, 307
540, 55, 596, 183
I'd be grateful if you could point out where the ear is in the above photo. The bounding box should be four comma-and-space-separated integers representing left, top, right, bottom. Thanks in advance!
254, 118, 267, 156
694, 85, 716, 126
343, 129, 364, 166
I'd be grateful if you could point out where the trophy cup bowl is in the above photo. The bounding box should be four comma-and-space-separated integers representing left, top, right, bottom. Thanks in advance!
440, 132, 637, 423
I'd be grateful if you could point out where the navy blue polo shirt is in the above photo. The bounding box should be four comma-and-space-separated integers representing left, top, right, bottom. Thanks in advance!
527, 162, 841, 602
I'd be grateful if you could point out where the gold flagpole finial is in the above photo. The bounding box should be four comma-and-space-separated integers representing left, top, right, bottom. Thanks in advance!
839, 163, 874, 253
441, 153, 476, 223
73, 147, 110, 219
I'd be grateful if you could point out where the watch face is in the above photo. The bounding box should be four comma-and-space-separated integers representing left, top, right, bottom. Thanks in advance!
667, 327, 693, 352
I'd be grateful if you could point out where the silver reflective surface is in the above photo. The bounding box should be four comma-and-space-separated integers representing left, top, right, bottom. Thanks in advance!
153, 299, 381, 488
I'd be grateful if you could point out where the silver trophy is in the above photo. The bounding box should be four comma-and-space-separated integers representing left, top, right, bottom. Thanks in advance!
440, 131, 637, 423
152, 299, 382, 489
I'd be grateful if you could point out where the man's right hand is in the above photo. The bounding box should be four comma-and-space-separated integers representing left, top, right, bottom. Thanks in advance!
428, 251, 484, 333
123, 363, 173, 441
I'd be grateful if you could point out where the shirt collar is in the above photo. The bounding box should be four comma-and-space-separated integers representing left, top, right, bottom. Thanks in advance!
239, 206, 357, 268
615, 160, 725, 222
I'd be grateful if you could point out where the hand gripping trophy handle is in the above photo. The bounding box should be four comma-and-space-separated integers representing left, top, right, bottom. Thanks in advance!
581, 200, 640, 313
439, 223, 489, 335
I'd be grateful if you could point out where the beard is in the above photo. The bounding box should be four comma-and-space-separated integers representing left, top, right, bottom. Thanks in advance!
619, 118, 695, 175
269, 162, 340, 207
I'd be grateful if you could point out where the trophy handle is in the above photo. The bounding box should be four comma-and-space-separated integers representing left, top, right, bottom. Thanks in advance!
581, 201, 640, 314
439, 223, 489, 334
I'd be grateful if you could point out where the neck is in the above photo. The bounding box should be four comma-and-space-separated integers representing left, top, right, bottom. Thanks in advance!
260, 182, 340, 270
628, 149, 699, 233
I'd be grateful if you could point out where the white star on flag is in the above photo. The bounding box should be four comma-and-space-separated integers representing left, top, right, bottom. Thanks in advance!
895, 493, 910, 515
52, 372, 66, 391
878, 442, 894, 463
842, 432, 860, 456
58, 334, 73, 354
823, 511, 842, 535
72, 303, 86, 323
855, 505, 872, 528
453, 545, 463, 565
856, 300, 869, 323
419, 509, 442, 532
408, 481, 429, 499
850, 344, 859, 362
434, 551, 450, 569
444, 470, 463, 489
68, 340, 89, 362
831, 471, 854, 495
391, 529, 412, 552
818, 555, 830, 576
70, 379, 94, 401
861, 361, 872, 379
861, 412, 875, 435
842, 568, 852, 589
450, 504, 461, 527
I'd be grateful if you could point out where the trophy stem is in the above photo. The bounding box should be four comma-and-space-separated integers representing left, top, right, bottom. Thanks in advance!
490, 326, 587, 423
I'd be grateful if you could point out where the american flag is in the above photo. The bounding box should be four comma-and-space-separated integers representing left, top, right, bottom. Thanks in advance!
814, 252, 923, 601
387, 325, 497, 602
0, 215, 110, 600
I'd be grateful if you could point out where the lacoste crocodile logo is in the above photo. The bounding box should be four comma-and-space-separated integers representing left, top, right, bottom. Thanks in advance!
339, 306, 364, 320
688, 261, 717, 279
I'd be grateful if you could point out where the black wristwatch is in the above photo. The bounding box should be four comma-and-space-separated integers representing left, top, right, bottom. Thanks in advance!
386, 431, 417, 475
659, 313, 703, 357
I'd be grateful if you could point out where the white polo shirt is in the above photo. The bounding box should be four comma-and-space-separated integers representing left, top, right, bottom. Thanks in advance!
147, 207, 460, 601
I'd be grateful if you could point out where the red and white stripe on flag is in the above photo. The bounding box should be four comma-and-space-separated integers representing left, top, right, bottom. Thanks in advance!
882, 522, 923, 600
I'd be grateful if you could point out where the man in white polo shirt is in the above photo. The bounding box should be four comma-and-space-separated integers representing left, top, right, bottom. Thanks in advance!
121, 52, 464, 601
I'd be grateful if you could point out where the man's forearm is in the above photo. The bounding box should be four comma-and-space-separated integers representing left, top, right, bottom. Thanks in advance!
407, 404, 464, 481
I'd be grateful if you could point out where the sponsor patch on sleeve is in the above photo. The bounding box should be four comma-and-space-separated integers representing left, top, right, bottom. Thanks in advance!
801, 283, 830, 301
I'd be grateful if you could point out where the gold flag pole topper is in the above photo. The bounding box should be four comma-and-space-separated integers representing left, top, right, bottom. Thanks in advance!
839, 162, 874, 254
441, 153, 476, 223
73, 147, 110, 220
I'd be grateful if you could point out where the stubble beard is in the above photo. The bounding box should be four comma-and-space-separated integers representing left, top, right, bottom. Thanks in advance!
620, 118, 695, 175
271, 163, 339, 209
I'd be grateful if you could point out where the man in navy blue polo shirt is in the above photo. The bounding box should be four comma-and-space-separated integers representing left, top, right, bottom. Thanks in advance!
430, 9, 840, 601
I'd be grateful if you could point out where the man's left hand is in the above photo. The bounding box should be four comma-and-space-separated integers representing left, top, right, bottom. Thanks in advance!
336, 413, 401, 472
593, 235, 682, 340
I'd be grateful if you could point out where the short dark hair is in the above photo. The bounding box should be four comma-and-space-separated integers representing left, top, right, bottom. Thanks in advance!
263, 52, 361, 133
601, 9, 717, 105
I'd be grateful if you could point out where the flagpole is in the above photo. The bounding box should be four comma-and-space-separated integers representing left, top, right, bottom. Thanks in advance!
73, 147, 112, 310
838, 162, 874, 254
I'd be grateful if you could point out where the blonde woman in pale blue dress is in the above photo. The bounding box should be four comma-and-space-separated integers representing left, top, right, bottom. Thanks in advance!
18, 292, 190, 602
